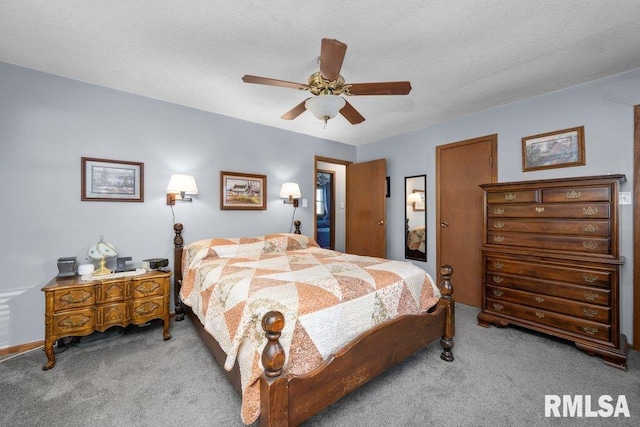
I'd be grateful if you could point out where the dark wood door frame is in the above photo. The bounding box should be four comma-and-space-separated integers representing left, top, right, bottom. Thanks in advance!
633, 104, 639, 349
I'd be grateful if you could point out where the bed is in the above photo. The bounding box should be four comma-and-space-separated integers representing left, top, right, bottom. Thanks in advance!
172, 222, 454, 426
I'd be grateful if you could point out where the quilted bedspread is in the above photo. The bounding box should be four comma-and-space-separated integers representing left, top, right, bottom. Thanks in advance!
180, 233, 440, 424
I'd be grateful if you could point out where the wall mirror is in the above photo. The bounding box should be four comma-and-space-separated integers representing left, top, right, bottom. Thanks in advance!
405, 175, 426, 261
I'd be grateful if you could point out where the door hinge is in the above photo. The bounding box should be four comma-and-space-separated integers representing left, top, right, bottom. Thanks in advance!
489, 156, 493, 166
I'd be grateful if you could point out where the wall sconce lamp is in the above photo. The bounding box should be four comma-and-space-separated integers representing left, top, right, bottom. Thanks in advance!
280, 182, 301, 207
407, 192, 422, 205
167, 174, 198, 205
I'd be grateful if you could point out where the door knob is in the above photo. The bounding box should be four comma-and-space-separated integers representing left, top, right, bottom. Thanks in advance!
377, 220, 385, 225
440, 222, 449, 228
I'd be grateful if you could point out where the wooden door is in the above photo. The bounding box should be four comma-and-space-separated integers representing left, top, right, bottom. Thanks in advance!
436, 135, 497, 307
346, 159, 387, 258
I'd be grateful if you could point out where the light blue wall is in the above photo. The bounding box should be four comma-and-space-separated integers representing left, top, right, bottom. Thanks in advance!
359, 68, 640, 342
2, 61, 638, 350
0, 62, 356, 350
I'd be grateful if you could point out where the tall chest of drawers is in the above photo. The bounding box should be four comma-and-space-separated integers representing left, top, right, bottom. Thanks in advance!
476, 175, 628, 369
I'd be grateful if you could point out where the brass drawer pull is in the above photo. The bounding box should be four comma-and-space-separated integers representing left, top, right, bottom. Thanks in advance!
582, 207, 598, 216
583, 224, 598, 233
583, 326, 599, 335
493, 276, 503, 284
535, 296, 544, 303
492, 303, 504, 311
493, 221, 504, 229
583, 291, 598, 301
583, 274, 598, 283
582, 308, 598, 318
535, 207, 545, 213
60, 290, 93, 305
535, 312, 544, 318
134, 301, 160, 316
565, 190, 581, 199
582, 241, 598, 250
492, 289, 504, 297
493, 261, 504, 269
505, 193, 517, 201
493, 207, 504, 215
493, 235, 504, 243
58, 315, 91, 330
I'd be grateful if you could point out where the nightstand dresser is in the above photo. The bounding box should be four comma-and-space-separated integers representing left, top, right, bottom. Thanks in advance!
42, 270, 171, 370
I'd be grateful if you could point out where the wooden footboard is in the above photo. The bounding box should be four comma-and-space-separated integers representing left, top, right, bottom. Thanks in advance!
173, 223, 455, 426
259, 265, 454, 426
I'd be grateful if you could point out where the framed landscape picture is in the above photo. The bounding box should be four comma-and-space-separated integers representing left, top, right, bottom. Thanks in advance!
220, 171, 267, 210
522, 126, 585, 172
81, 157, 144, 202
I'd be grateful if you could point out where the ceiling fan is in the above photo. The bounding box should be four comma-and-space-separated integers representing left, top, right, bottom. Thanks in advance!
241, 38, 412, 125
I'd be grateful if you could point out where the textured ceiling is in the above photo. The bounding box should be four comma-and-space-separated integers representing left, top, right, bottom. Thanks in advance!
2, 1, 640, 145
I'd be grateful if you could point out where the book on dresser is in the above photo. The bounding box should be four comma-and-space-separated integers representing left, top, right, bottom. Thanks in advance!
476, 174, 628, 370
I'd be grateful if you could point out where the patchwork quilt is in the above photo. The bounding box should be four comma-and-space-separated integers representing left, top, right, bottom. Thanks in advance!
180, 233, 440, 424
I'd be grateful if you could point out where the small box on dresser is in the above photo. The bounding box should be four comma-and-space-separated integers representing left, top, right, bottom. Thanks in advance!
41, 270, 172, 370
477, 174, 628, 370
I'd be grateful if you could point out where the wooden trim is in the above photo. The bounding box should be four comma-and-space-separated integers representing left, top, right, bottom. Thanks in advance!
314, 156, 352, 249
634, 104, 640, 349
0, 340, 43, 357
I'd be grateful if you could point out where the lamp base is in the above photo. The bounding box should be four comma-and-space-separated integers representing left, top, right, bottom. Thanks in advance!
92, 258, 112, 276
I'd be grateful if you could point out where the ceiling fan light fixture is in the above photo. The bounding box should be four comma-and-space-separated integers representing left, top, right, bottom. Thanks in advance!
305, 95, 346, 125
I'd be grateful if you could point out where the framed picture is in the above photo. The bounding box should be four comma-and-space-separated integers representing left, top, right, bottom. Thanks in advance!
220, 171, 267, 210
413, 190, 425, 211
81, 157, 144, 202
522, 126, 585, 172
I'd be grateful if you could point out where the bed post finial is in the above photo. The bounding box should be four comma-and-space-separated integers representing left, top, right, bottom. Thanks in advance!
294, 220, 301, 234
262, 311, 285, 377
439, 264, 455, 362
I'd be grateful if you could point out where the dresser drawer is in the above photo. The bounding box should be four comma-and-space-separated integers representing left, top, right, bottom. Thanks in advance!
486, 285, 610, 323
131, 296, 165, 323
487, 219, 610, 237
132, 277, 165, 298
486, 190, 539, 204
96, 281, 128, 304
96, 302, 130, 328
486, 257, 612, 288
485, 273, 610, 306
54, 287, 96, 311
486, 298, 610, 341
488, 203, 610, 219
487, 232, 610, 254
542, 186, 612, 203
53, 309, 95, 334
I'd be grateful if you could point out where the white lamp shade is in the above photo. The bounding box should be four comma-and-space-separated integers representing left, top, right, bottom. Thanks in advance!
407, 192, 422, 204
280, 182, 301, 199
305, 95, 346, 121
167, 174, 198, 195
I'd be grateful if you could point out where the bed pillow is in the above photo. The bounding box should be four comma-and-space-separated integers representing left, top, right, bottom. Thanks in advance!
184, 233, 319, 267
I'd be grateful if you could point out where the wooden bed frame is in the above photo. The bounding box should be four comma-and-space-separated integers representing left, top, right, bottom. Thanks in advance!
172, 222, 455, 426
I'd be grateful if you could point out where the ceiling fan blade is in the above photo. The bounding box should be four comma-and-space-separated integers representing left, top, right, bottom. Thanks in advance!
319, 38, 347, 81
281, 99, 310, 120
347, 81, 412, 96
242, 75, 308, 90
340, 100, 365, 124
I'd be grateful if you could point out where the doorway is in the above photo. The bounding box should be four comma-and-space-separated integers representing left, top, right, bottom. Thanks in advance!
316, 170, 335, 249
436, 135, 497, 307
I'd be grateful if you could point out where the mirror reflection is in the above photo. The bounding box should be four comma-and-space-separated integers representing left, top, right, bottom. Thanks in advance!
405, 175, 426, 261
